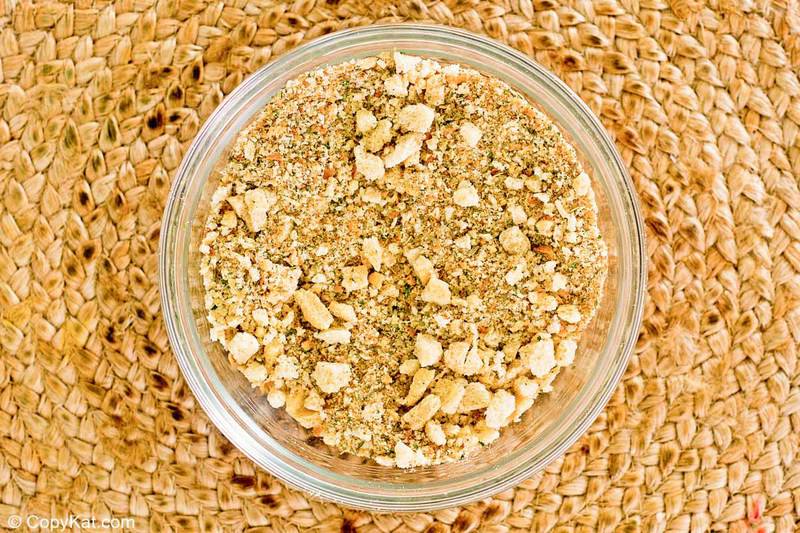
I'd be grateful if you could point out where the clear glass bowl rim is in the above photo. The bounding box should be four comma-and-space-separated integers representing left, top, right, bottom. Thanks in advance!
159, 24, 647, 511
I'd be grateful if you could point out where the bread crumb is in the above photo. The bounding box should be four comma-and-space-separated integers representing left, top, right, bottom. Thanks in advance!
499, 226, 531, 255
243, 188, 276, 232
342, 265, 369, 292
475, 421, 500, 444
405, 248, 435, 284
267, 389, 286, 408
505, 177, 524, 190
313, 362, 352, 393
435, 378, 466, 414
453, 180, 480, 207
551, 272, 568, 292
295, 290, 334, 330
443, 341, 482, 376
394, 52, 421, 73
384, 75, 409, 97
362, 237, 383, 272
485, 390, 516, 429
574, 172, 591, 196
398, 104, 435, 133
363, 119, 393, 152
520, 338, 555, 378
384, 133, 423, 168
262, 261, 301, 304
454, 235, 471, 250
425, 420, 447, 446
202, 53, 606, 468
394, 441, 427, 468
315, 328, 351, 344
556, 338, 577, 365
415, 333, 443, 366
459, 122, 482, 147
460, 382, 491, 411
420, 278, 451, 306
557, 304, 582, 324
243, 362, 268, 383
509, 204, 527, 225
329, 302, 357, 323
399, 359, 421, 375
402, 394, 441, 430
229, 332, 260, 364
354, 145, 385, 180
505, 261, 528, 286
403, 367, 436, 406
356, 108, 377, 133
274, 355, 300, 380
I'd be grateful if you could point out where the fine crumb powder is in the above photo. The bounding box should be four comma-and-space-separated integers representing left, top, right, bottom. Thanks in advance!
200, 52, 607, 468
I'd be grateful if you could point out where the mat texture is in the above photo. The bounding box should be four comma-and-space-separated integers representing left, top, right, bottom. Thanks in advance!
1, 0, 800, 531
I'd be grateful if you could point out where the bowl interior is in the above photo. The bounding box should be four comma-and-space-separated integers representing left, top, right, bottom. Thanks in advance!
161, 25, 644, 510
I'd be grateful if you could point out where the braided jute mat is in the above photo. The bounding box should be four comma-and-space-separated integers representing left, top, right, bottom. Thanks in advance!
2, 0, 800, 531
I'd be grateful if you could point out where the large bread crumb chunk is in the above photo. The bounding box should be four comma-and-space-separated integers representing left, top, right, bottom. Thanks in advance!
435, 378, 467, 414
459, 121, 482, 147
229, 332, 259, 364
313, 362, 352, 393
341, 265, 370, 292
453, 180, 480, 207
485, 390, 516, 429
425, 420, 446, 445
384, 133, 423, 168
404, 248, 435, 284
242, 188, 277, 232
402, 394, 442, 430
557, 304, 582, 324
354, 145, 385, 180
329, 302, 357, 323
384, 74, 408, 97
398, 104, 435, 133
414, 334, 443, 366
556, 338, 577, 365
420, 278, 451, 306
356, 108, 377, 133
295, 290, 334, 330
261, 261, 301, 304
394, 441, 428, 468
444, 341, 482, 375
362, 237, 383, 271
499, 225, 531, 255
315, 328, 351, 345
363, 119, 393, 152
460, 382, 491, 411
404, 368, 436, 406
520, 337, 555, 377
394, 51, 421, 73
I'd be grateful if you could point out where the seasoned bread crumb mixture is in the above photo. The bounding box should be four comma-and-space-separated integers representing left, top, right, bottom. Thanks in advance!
200, 53, 607, 467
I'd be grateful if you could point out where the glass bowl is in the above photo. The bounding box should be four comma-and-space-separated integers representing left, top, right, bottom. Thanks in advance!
159, 24, 646, 511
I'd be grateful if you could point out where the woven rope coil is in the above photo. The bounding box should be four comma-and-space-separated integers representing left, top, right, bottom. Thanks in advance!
1, 0, 799, 531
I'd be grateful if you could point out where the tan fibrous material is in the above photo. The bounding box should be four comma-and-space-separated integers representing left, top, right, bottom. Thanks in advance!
0, 0, 799, 531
